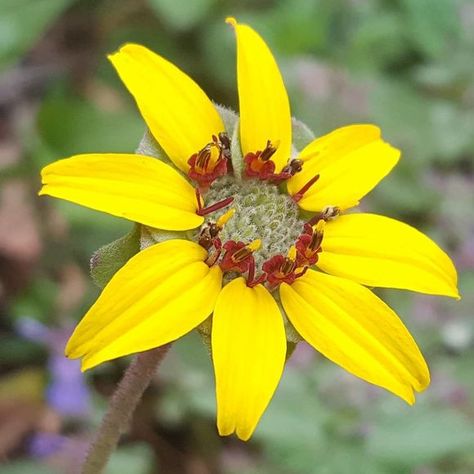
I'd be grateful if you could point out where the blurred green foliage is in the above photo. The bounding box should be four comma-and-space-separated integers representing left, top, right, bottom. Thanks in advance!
0, 0, 74, 71
1, 0, 473, 473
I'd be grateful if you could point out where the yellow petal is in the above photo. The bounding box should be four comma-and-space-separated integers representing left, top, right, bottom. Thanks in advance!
109, 43, 224, 172
40, 153, 203, 231
287, 124, 400, 211
318, 213, 459, 298
280, 270, 430, 404
227, 17, 291, 172
66, 239, 222, 370
212, 277, 286, 440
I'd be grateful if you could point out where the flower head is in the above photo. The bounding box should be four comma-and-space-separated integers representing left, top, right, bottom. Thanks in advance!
39, 18, 459, 441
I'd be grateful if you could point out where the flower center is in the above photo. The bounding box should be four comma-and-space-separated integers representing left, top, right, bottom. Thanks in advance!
203, 176, 306, 272
183, 136, 339, 290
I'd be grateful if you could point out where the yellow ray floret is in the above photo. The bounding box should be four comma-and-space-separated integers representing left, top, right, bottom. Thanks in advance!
287, 124, 400, 211
212, 277, 286, 441
318, 213, 459, 298
40, 153, 204, 231
109, 44, 224, 172
280, 270, 430, 404
66, 239, 223, 371
227, 17, 291, 172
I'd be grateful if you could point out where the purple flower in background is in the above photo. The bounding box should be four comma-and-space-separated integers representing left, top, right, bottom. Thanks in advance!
28, 432, 66, 459
16, 317, 90, 417
47, 354, 90, 416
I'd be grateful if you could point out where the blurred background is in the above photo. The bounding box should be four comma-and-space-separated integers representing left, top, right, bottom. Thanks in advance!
1, 0, 473, 473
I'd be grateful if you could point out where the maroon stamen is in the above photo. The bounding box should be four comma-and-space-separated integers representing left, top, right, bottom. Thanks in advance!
263, 254, 299, 288
198, 223, 220, 250
247, 272, 267, 288
246, 259, 267, 287
260, 140, 278, 161
292, 174, 320, 202
220, 241, 256, 273
188, 133, 231, 188
205, 248, 222, 267
232, 246, 253, 263
196, 188, 234, 216
307, 206, 340, 226
294, 266, 309, 279
295, 222, 325, 266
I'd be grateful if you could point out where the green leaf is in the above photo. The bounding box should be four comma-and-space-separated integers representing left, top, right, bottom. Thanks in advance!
38, 88, 144, 155
368, 406, 474, 467
255, 369, 328, 473
147, 0, 214, 30
0, 462, 54, 474
106, 444, 154, 474
401, 0, 459, 58
90, 224, 141, 288
0, 0, 74, 70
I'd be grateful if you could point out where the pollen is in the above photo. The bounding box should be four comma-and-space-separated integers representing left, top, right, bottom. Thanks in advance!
287, 245, 297, 261
217, 208, 235, 228
247, 239, 262, 252
314, 219, 325, 233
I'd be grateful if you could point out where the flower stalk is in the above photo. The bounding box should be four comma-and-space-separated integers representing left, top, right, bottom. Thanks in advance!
81, 344, 171, 474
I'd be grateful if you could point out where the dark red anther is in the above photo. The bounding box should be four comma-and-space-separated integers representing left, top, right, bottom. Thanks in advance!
244, 151, 277, 179
244, 140, 281, 180
295, 221, 325, 266
205, 247, 222, 267
217, 132, 232, 160
292, 174, 320, 202
307, 206, 340, 226
188, 133, 231, 188
220, 240, 257, 273
198, 223, 220, 250
260, 140, 278, 161
244, 141, 304, 184
269, 159, 304, 183
262, 254, 298, 288
285, 159, 303, 175
246, 258, 267, 288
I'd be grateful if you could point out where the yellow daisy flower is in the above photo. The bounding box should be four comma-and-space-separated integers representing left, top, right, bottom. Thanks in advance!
39, 17, 459, 441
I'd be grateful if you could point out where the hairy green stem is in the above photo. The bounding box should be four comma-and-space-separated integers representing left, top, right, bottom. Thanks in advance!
81, 344, 171, 474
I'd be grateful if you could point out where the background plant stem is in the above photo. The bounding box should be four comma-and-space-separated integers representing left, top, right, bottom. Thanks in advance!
81, 344, 171, 474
